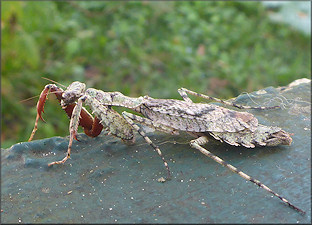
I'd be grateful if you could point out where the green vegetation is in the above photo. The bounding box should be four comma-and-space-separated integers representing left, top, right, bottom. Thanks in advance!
2, 1, 310, 148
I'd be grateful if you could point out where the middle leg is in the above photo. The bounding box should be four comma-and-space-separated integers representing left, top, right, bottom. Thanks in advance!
122, 111, 172, 180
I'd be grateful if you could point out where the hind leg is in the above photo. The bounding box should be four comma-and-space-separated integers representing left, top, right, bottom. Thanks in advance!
189, 136, 304, 214
178, 88, 279, 110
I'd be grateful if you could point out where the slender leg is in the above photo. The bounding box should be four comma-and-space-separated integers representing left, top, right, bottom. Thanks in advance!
122, 112, 171, 180
178, 88, 280, 110
48, 97, 84, 166
189, 136, 305, 214
178, 88, 193, 103
28, 114, 40, 142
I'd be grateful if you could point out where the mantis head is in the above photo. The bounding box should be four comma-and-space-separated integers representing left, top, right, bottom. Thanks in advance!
61, 81, 86, 107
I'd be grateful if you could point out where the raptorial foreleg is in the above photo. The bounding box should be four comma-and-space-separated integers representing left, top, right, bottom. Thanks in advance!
178, 88, 279, 110
28, 84, 63, 141
28, 84, 103, 142
122, 112, 171, 180
189, 136, 305, 214
84, 95, 134, 143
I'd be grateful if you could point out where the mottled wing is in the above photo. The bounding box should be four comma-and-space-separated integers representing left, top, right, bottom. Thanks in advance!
209, 125, 290, 148
140, 98, 258, 133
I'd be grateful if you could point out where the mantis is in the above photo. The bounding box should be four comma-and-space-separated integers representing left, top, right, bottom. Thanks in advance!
28, 81, 304, 214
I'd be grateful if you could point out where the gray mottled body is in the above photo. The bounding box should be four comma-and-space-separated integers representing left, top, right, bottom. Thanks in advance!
82, 88, 292, 147
136, 97, 258, 133
29, 81, 302, 214
130, 96, 292, 148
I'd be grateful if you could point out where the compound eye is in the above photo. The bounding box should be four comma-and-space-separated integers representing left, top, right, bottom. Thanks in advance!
61, 92, 67, 99
62, 92, 76, 104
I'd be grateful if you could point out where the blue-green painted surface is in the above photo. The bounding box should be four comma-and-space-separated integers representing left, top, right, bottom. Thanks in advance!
1, 79, 311, 223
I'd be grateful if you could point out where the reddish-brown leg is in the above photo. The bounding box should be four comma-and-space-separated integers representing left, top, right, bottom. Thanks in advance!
28, 86, 51, 141
28, 84, 103, 142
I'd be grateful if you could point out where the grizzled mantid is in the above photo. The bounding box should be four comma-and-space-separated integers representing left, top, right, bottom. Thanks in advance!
28, 81, 304, 214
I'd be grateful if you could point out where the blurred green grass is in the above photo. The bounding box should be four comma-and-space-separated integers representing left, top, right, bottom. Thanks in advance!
1, 1, 310, 149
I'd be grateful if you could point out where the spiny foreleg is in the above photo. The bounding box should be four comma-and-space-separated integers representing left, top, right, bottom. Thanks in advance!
190, 136, 305, 214
28, 84, 63, 141
83, 94, 134, 143
28, 84, 103, 142
122, 112, 171, 180
178, 88, 279, 110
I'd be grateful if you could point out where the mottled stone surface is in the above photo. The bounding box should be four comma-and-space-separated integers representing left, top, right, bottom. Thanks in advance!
1, 78, 311, 223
